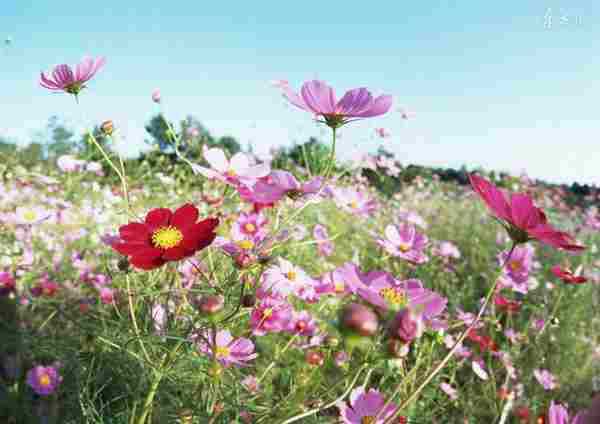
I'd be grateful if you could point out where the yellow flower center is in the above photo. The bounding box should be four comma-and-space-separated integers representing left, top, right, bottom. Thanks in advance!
23, 210, 37, 222
334, 281, 345, 293
39, 374, 51, 387
509, 261, 521, 271
215, 346, 230, 359
237, 239, 254, 250
380, 287, 406, 307
398, 243, 411, 253
286, 271, 297, 281
244, 223, 256, 233
349, 201, 359, 209
263, 308, 273, 318
361, 417, 375, 424
226, 169, 237, 177
152, 226, 183, 249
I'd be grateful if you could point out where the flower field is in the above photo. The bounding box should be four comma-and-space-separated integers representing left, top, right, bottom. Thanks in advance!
1, 59, 599, 424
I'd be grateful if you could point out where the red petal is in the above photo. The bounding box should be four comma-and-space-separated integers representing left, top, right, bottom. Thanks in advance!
145, 208, 172, 228
161, 245, 188, 261
171, 203, 199, 228
130, 255, 166, 270
119, 222, 151, 242
469, 174, 511, 222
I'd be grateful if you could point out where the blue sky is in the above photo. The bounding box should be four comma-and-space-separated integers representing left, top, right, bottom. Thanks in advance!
1, 0, 599, 184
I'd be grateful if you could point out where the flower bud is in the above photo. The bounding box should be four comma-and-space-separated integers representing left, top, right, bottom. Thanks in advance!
241, 294, 256, 308
101, 120, 114, 136
305, 350, 324, 366
196, 295, 224, 315
388, 339, 410, 358
389, 309, 424, 343
152, 89, 161, 103
340, 303, 379, 337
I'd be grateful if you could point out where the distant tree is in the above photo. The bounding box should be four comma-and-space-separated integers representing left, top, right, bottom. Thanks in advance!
19, 143, 44, 166
46, 116, 75, 158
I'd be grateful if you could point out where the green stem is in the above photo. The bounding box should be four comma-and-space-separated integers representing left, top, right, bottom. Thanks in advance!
323, 127, 337, 179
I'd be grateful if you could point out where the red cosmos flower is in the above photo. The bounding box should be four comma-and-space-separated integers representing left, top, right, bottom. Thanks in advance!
469, 174, 584, 252
551, 265, 587, 285
111, 204, 218, 270
495, 295, 522, 314
467, 329, 498, 352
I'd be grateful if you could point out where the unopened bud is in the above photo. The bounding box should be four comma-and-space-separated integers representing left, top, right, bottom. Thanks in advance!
197, 295, 224, 315
101, 120, 114, 136
340, 303, 379, 337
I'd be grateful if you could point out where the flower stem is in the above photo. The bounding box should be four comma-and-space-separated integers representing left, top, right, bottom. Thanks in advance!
323, 127, 337, 180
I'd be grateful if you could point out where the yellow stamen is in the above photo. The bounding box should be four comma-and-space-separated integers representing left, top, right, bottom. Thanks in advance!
286, 271, 297, 281
215, 346, 230, 359
244, 223, 256, 233
398, 243, 411, 253
23, 210, 37, 222
349, 201, 359, 209
509, 261, 521, 271
334, 281, 345, 293
237, 239, 254, 250
152, 226, 183, 249
39, 374, 51, 387
263, 308, 273, 318
226, 169, 237, 177
380, 287, 406, 307
361, 417, 375, 424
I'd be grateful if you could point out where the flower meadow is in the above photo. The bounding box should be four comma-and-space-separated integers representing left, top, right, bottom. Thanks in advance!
1, 57, 600, 424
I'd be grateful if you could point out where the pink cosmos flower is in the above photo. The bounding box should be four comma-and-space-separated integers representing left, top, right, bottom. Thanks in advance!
0, 272, 15, 296
196, 329, 257, 367
232, 212, 268, 243
313, 224, 334, 257
376, 223, 428, 264
534, 368, 558, 390
315, 262, 367, 297
151, 89, 161, 103
57, 155, 86, 172
250, 297, 293, 336
432, 241, 461, 259
15, 205, 51, 225
241, 375, 260, 393
337, 387, 397, 424
261, 258, 317, 301
440, 382, 458, 401
193, 147, 270, 187
286, 310, 318, 336
26, 365, 62, 396
238, 171, 323, 206
40, 56, 106, 96
282, 80, 392, 129
469, 174, 584, 252
498, 245, 534, 293
472, 359, 489, 380
547, 401, 587, 424
330, 186, 377, 217
358, 274, 447, 319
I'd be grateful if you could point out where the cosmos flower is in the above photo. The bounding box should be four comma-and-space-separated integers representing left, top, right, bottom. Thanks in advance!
152, 89, 161, 103
376, 223, 428, 264
551, 265, 587, 285
40, 56, 106, 96
249, 296, 293, 336
15, 205, 51, 225
375, 127, 391, 138
110, 203, 218, 270
193, 147, 270, 188
261, 258, 317, 301
432, 241, 461, 259
281, 80, 392, 129
315, 262, 367, 297
313, 224, 334, 257
498, 245, 534, 293
469, 174, 584, 252
286, 310, 318, 337
196, 329, 257, 367
534, 369, 558, 391
57, 155, 86, 172
440, 383, 458, 401
238, 171, 323, 206
0, 272, 15, 296
337, 387, 397, 424
26, 365, 62, 396
330, 186, 377, 217
231, 212, 268, 243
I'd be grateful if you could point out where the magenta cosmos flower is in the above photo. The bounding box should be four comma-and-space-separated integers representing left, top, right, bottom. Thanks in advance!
26, 365, 62, 396
337, 387, 397, 424
250, 296, 293, 336
534, 368, 558, 391
469, 174, 584, 252
376, 223, 429, 264
40, 56, 106, 96
547, 401, 587, 424
193, 147, 270, 188
282, 80, 392, 129
196, 329, 257, 367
